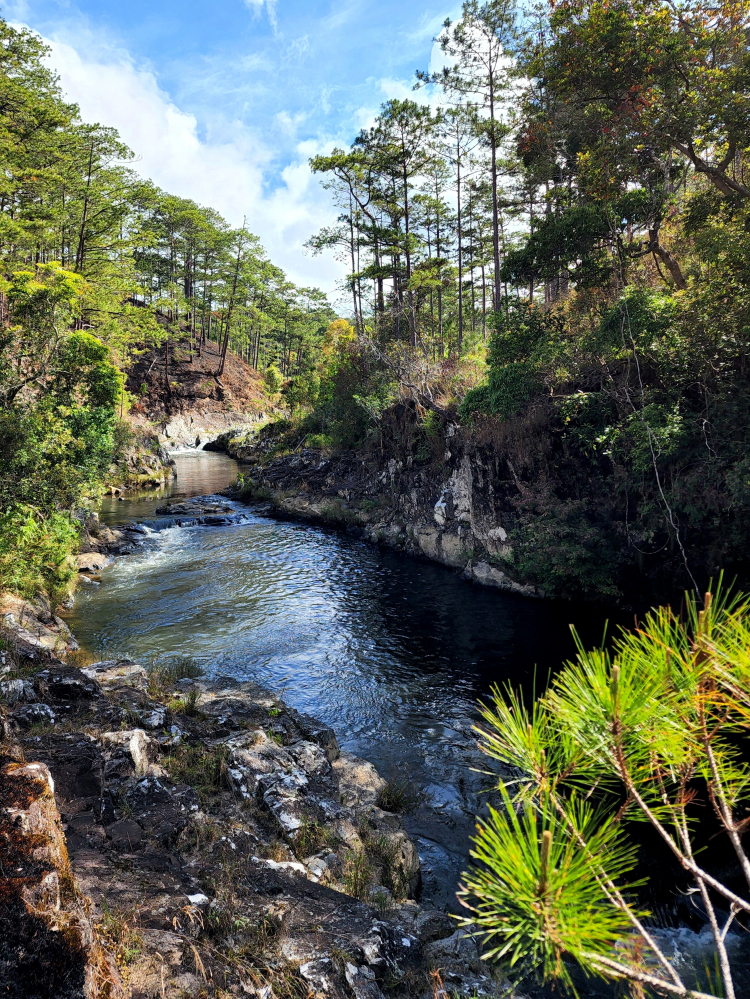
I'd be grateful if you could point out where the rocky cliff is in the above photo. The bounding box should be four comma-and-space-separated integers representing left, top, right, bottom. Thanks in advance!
217, 404, 544, 602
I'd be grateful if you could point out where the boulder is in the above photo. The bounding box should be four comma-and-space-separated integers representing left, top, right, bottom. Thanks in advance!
414, 909, 456, 944
345, 962, 387, 999
354, 920, 422, 980
36, 664, 101, 700
13, 703, 56, 728
82, 659, 147, 690
0, 678, 35, 706
101, 729, 157, 777
299, 958, 348, 999
76, 552, 111, 573
125, 776, 199, 844
106, 818, 143, 851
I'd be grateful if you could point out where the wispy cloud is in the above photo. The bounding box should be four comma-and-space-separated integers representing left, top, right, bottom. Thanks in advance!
242, 0, 278, 35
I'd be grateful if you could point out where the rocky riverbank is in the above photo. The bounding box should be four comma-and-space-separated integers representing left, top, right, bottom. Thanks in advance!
212, 409, 543, 602
0, 614, 512, 998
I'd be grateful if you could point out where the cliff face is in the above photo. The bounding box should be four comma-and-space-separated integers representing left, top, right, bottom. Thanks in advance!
220, 390, 736, 608
125, 338, 271, 448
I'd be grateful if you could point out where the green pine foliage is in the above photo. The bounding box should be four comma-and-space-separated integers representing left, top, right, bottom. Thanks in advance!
462, 585, 750, 997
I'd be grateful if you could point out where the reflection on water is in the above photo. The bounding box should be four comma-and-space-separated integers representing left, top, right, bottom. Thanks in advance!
72, 451, 619, 907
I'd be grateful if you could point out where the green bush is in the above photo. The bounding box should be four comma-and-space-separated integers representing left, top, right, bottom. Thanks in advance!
0, 505, 78, 603
264, 363, 283, 395
459, 361, 538, 420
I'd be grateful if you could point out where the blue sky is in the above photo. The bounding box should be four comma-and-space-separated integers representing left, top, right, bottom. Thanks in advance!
6, 0, 456, 297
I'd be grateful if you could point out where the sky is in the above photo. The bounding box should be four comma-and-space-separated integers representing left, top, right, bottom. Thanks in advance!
5, 0, 457, 301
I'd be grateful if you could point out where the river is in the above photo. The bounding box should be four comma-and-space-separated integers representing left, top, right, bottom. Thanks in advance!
67, 450, 750, 993
70, 450, 620, 910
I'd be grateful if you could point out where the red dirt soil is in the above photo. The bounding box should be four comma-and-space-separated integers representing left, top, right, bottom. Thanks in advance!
126, 336, 266, 422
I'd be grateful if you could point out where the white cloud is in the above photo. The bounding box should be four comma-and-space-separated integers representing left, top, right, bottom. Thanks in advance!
35, 33, 344, 292
243, 0, 278, 34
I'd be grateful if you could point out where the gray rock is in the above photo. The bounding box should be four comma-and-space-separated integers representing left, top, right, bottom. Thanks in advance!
290, 709, 340, 761
355, 920, 422, 979
257, 767, 310, 835
76, 551, 111, 572
299, 958, 348, 999
345, 963, 386, 999
140, 706, 166, 729
424, 928, 481, 970
101, 728, 157, 777
0, 678, 35, 705
82, 659, 147, 690
13, 702, 56, 727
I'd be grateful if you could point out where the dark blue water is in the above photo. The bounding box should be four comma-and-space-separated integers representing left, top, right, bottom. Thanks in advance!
69, 451, 620, 906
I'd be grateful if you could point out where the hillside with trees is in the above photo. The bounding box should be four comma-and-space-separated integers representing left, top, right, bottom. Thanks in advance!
0, 18, 334, 601
294, 0, 750, 604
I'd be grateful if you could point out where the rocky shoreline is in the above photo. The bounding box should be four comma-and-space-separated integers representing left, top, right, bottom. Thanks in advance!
0, 597, 512, 998
209, 415, 543, 602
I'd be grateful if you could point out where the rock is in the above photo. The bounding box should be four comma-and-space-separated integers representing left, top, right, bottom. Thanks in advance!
101, 729, 157, 777
82, 659, 147, 690
257, 768, 310, 835
0, 593, 78, 653
354, 920, 422, 980
36, 664, 101, 700
345, 962, 386, 999
156, 497, 233, 516
106, 818, 143, 850
289, 708, 340, 761
333, 752, 385, 810
140, 706, 166, 729
299, 958, 348, 999
414, 909, 456, 944
289, 739, 332, 778
125, 776, 199, 844
424, 928, 481, 970
252, 855, 308, 877
464, 561, 540, 598
13, 702, 56, 728
0, 678, 35, 705
76, 551, 111, 572
139, 929, 184, 967
0, 760, 124, 997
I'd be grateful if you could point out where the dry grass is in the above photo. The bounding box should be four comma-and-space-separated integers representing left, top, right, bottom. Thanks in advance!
164, 743, 230, 806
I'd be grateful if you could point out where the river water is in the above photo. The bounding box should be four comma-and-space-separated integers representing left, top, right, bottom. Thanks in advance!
69, 451, 616, 904
67, 451, 750, 993
70, 451, 619, 908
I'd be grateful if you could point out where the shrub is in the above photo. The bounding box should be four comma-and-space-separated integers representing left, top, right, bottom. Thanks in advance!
264, 363, 283, 396
146, 654, 204, 696
458, 361, 538, 421
376, 775, 423, 814
342, 849, 374, 900
0, 505, 78, 603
